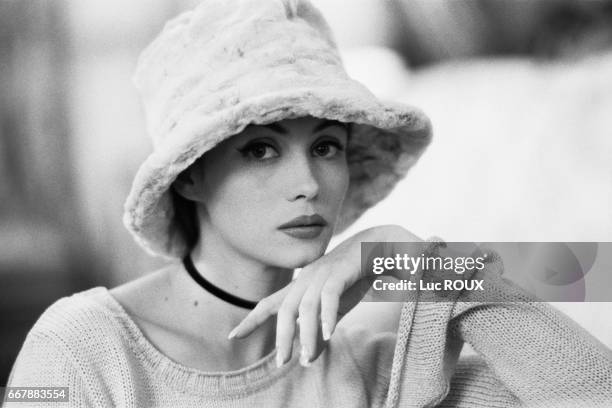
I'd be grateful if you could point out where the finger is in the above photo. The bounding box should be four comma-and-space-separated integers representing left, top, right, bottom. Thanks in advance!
276, 266, 324, 367
276, 294, 300, 367
321, 263, 366, 337
298, 263, 338, 365
228, 299, 275, 340
320, 277, 344, 341
300, 273, 352, 366
310, 325, 327, 363
322, 270, 376, 342
228, 286, 289, 339
298, 279, 326, 366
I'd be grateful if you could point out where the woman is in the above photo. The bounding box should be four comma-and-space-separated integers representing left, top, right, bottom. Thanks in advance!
6, 0, 612, 407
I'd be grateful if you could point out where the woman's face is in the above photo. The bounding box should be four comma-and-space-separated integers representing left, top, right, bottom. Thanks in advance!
186, 116, 350, 269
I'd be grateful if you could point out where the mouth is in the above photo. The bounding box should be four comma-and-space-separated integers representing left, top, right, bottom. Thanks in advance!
278, 214, 328, 229
278, 214, 328, 239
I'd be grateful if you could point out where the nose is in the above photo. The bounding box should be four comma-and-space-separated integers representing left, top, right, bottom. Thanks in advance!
287, 153, 320, 202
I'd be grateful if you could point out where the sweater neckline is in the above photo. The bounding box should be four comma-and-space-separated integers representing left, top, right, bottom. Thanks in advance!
85, 286, 300, 398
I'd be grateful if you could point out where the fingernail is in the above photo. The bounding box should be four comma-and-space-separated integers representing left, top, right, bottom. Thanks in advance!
300, 346, 311, 367
227, 328, 237, 340
276, 350, 284, 368
322, 322, 331, 341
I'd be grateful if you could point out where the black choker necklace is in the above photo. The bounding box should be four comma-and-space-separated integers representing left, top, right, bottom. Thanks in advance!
182, 254, 258, 310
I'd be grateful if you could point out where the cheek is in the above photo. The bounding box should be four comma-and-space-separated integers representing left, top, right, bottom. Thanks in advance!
204, 168, 273, 234
205, 169, 295, 265
322, 161, 350, 206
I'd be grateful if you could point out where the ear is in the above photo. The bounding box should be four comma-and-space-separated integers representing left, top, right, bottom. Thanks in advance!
172, 166, 202, 202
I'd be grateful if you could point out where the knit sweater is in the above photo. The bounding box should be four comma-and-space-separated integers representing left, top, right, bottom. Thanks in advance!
5, 256, 612, 407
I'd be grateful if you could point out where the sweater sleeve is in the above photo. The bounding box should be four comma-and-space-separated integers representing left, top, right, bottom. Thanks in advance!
445, 258, 612, 408
5, 332, 100, 408
382, 250, 612, 408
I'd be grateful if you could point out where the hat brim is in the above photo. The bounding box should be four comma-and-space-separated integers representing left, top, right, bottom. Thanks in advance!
123, 84, 432, 259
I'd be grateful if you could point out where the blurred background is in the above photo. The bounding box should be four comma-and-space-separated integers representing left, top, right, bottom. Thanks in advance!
1, 0, 612, 385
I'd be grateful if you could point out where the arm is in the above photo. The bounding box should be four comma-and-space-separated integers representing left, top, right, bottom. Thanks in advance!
381, 231, 612, 408
446, 257, 612, 407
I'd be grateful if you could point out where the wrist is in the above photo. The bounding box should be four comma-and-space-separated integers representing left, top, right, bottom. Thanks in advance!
358, 225, 435, 281
388, 236, 446, 281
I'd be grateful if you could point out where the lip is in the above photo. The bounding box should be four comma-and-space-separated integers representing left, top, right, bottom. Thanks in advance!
278, 214, 328, 229
279, 225, 325, 239
278, 214, 327, 239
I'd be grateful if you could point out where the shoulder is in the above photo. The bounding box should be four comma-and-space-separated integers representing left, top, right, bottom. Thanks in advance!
29, 287, 121, 341
8, 287, 132, 407
31, 265, 173, 350
23, 287, 132, 370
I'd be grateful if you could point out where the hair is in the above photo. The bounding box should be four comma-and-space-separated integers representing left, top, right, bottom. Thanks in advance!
346, 122, 353, 143
171, 179, 200, 258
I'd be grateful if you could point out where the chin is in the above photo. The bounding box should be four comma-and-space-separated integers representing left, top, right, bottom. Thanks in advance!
276, 241, 328, 269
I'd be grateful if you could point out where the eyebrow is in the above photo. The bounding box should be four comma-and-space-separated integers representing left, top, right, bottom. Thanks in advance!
260, 120, 348, 135
261, 123, 288, 134
312, 119, 348, 133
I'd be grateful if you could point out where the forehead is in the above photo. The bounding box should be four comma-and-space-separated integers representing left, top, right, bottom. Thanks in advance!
245, 117, 349, 135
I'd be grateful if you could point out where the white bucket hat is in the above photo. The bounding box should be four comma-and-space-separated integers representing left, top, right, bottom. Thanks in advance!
124, 0, 432, 259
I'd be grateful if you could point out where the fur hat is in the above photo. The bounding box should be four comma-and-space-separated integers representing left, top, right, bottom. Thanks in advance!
124, 0, 432, 259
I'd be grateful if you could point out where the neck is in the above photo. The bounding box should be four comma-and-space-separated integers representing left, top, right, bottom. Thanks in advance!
165, 222, 294, 368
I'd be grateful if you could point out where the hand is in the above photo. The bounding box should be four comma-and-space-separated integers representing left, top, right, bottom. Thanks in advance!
226, 224, 422, 367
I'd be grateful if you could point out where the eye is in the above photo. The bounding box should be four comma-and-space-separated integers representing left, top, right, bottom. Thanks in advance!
237, 142, 279, 160
312, 140, 344, 158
